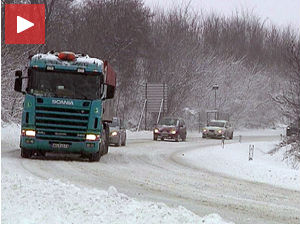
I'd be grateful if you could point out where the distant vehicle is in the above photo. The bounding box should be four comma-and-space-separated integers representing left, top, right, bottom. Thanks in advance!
153, 117, 187, 142
202, 120, 233, 139
286, 123, 300, 136
109, 117, 126, 146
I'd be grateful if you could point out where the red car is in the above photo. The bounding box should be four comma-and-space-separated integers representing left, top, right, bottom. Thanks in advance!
153, 117, 187, 142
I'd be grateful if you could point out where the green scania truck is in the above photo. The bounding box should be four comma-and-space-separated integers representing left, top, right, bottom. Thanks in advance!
14, 51, 116, 161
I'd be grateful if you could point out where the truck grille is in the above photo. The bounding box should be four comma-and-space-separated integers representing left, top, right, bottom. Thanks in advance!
35, 105, 89, 142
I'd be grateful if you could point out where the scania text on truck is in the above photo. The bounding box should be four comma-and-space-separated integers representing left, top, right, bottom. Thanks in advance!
14, 51, 116, 162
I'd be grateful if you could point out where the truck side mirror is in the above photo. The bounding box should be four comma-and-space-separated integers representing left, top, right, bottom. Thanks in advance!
15, 70, 22, 77
14, 77, 22, 92
106, 85, 115, 99
14, 70, 23, 92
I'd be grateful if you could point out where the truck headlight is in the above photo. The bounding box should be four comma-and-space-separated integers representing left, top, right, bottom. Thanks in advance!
22, 129, 36, 137
154, 128, 159, 133
86, 134, 100, 141
203, 129, 207, 133
217, 129, 223, 134
111, 131, 118, 136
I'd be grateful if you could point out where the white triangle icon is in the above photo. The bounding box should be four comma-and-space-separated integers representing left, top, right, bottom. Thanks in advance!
17, 16, 34, 34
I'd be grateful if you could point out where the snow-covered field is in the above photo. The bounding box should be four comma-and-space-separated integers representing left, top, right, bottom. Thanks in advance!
179, 141, 299, 191
1, 124, 230, 224
235, 128, 285, 137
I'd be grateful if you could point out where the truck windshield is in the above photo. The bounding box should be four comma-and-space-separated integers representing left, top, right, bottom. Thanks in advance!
208, 121, 225, 127
28, 69, 102, 100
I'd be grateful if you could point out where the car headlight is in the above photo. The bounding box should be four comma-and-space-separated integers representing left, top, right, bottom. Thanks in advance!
170, 130, 176, 134
203, 128, 207, 133
111, 131, 118, 136
154, 128, 159, 133
86, 134, 100, 141
217, 129, 223, 134
22, 129, 36, 137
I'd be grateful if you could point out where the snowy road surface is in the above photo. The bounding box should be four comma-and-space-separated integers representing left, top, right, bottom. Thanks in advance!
2, 125, 300, 223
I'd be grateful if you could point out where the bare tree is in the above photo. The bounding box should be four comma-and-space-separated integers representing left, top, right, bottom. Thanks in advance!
272, 38, 300, 126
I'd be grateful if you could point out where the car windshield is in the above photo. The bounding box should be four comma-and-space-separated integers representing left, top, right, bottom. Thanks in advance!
28, 69, 102, 99
208, 121, 225, 127
159, 118, 178, 126
109, 120, 120, 127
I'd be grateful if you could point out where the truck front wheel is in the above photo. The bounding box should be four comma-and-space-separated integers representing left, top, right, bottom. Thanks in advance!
21, 148, 32, 158
89, 151, 101, 162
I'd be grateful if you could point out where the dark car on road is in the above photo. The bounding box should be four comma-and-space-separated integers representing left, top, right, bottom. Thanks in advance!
109, 117, 126, 146
202, 120, 233, 139
153, 117, 187, 142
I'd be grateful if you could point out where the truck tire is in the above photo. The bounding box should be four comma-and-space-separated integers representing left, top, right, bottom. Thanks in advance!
21, 148, 32, 158
175, 135, 179, 142
230, 132, 233, 139
89, 151, 101, 162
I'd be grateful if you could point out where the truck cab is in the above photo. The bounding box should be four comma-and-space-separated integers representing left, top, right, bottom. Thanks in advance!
14, 51, 116, 161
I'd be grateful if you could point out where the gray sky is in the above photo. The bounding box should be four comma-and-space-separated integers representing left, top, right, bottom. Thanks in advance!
143, 0, 300, 30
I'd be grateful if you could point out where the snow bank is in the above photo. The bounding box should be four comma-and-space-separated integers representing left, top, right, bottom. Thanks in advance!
1, 122, 20, 149
1, 171, 230, 224
181, 142, 299, 191
235, 128, 285, 137
127, 130, 153, 140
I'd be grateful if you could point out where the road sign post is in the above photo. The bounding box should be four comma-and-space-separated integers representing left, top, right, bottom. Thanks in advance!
142, 83, 168, 129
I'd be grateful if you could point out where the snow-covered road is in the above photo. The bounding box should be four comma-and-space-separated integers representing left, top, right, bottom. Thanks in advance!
2, 125, 300, 223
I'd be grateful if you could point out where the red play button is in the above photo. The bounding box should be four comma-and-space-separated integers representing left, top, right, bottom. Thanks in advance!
5, 4, 45, 44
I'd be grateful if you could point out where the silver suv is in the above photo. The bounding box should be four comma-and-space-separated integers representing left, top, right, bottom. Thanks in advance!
202, 120, 233, 139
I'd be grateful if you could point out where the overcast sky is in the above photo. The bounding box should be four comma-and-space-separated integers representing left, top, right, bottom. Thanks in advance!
143, 0, 300, 30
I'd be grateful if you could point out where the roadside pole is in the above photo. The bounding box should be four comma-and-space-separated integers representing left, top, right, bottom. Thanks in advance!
249, 145, 254, 160
221, 136, 225, 148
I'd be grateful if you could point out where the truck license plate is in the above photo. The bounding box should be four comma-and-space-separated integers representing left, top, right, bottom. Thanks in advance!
51, 143, 70, 149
